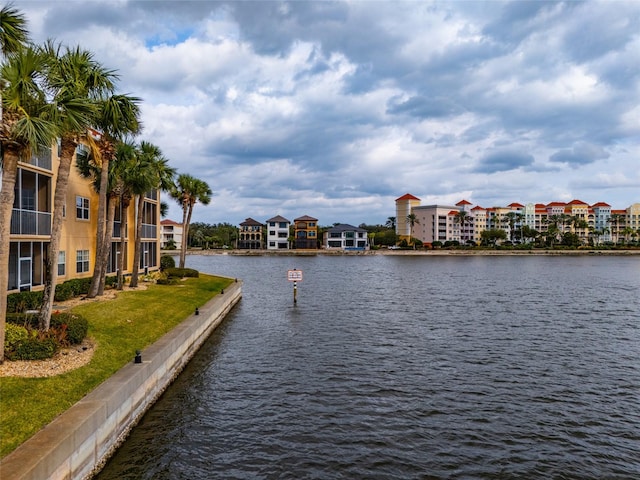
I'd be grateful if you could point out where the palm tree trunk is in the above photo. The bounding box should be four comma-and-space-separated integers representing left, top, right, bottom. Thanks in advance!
129, 194, 145, 288
179, 199, 189, 269
87, 156, 110, 298
0, 145, 20, 362
117, 196, 130, 290
97, 195, 117, 296
39, 138, 76, 329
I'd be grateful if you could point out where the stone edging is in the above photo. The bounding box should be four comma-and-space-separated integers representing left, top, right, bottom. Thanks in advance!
0, 280, 242, 480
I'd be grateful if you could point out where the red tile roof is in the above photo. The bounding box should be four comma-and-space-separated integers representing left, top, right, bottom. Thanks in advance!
456, 199, 472, 205
161, 219, 181, 226
396, 193, 420, 201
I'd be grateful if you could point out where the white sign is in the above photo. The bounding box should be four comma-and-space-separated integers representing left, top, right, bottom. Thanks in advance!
287, 269, 303, 282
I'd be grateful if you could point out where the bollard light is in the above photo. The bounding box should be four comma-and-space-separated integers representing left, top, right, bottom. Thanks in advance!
134, 350, 142, 364
195, 307, 199, 315
221, 289, 224, 294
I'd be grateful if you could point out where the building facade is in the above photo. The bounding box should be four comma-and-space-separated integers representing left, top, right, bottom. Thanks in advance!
266, 215, 290, 250
160, 219, 183, 249
293, 215, 318, 249
238, 218, 263, 249
6, 142, 161, 294
324, 224, 370, 250
397, 193, 640, 246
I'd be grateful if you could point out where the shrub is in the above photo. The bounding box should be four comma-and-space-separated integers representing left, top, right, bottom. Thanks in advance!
165, 267, 199, 278
50, 312, 88, 345
160, 255, 176, 271
54, 282, 75, 302
6, 335, 58, 361
6, 291, 43, 313
5, 323, 28, 347
6, 313, 39, 329
156, 277, 179, 285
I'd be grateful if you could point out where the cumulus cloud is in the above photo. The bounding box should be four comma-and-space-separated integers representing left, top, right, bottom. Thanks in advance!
12, 0, 640, 225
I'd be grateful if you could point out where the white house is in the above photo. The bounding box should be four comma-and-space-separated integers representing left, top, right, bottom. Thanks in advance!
324, 224, 370, 250
266, 215, 290, 249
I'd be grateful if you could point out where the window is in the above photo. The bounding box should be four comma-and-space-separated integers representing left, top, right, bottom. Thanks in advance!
76, 250, 89, 273
76, 196, 89, 220
58, 251, 66, 276
279, 222, 287, 228
269, 230, 276, 236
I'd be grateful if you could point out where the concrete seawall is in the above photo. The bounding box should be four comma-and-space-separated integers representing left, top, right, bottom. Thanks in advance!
1, 280, 242, 480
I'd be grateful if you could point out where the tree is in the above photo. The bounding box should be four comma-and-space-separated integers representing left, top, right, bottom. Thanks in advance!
38, 43, 115, 328
1, 44, 58, 362
129, 141, 175, 288
112, 140, 137, 290
385, 216, 396, 230
170, 174, 212, 268
87, 94, 141, 298
503, 212, 523, 242
480, 228, 507, 246
607, 213, 623, 244
406, 213, 419, 249
1, 3, 29, 121
454, 210, 469, 244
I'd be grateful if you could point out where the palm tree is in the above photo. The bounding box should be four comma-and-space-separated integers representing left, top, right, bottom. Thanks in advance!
170, 174, 212, 268
0, 45, 58, 362
503, 212, 523, 243
1, 4, 29, 121
87, 94, 141, 298
112, 141, 137, 290
38, 44, 115, 328
129, 141, 175, 288
406, 213, 419, 249
454, 210, 469, 244
607, 213, 623, 244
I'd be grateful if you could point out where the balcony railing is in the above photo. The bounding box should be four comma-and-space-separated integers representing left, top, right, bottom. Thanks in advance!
142, 223, 157, 239
20, 149, 53, 171
10, 209, 51, 235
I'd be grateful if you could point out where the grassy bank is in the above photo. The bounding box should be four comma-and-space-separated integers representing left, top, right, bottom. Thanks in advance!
0, 274, 233, 458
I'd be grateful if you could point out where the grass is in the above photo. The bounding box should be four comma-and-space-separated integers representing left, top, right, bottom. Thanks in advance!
0, 274, 233, 458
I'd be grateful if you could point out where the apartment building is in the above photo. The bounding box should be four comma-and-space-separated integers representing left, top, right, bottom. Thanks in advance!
6, 143, 161, 293
160, 219, 183, 249
266, 215, 290, 250
397, 193, 640, 246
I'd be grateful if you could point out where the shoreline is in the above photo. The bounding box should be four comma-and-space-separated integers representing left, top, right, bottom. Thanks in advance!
165, 248, 640, 257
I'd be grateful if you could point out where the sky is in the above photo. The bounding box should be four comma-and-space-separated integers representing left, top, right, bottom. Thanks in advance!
10, 0, 640, 226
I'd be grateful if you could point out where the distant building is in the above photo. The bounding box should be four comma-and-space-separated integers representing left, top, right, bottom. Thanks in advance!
238, 218, 263, 249
294, 215, 319, 249
160, 219, 183, 249
395, 193, 421, 242
324, 224, 370, 250
396, 193, 639, 247
266, 215, 290, 250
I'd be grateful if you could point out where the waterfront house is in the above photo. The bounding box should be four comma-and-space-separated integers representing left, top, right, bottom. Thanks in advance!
324, 224, 370, 251
238, 218, 263, 249
293, 215, 319, 249
266, 215, 290, 250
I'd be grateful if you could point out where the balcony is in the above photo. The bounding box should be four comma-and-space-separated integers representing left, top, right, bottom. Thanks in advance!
10, 208, 51, 236
142, 223, 157, 239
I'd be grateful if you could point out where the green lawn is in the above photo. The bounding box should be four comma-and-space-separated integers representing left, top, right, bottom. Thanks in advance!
0, 274, 233, 458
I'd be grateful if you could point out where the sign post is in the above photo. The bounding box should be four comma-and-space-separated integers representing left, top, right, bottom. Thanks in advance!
287, 269, 303, 305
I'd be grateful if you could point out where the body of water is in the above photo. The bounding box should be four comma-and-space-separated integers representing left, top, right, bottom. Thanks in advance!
96, 254, 640, 479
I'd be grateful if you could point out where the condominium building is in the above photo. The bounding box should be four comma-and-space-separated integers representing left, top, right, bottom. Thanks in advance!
397, 193, 640, 246
160, 219, 183, 249
6, 143, 161, 294
266, 215, 290, 250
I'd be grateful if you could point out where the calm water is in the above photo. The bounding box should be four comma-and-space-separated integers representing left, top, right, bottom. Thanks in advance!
96, 255, 640, 479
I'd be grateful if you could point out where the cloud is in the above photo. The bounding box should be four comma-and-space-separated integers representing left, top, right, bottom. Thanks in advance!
549, 142, 610, 165
474, 150, 535, 173
10, 0, 640, 225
